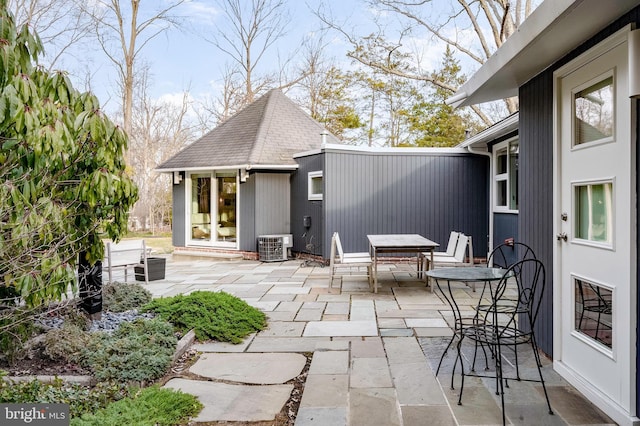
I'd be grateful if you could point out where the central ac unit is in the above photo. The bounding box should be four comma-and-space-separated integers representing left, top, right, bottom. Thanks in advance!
257, 234, 293, 262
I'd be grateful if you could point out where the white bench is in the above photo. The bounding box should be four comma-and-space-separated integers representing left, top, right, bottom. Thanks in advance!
103, 239, 149, 284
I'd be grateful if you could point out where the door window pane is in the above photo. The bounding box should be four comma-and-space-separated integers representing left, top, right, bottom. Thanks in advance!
575, 182, 612, 243
217, 174, 236, 241
191, 174, 211, 241
574, 76, 613, 145
574, 279, 612, 348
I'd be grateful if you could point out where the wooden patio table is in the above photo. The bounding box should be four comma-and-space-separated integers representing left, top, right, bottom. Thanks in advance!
367, 234, 439, 293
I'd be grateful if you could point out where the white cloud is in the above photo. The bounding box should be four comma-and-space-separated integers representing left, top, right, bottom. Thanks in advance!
181, 0, 220, 25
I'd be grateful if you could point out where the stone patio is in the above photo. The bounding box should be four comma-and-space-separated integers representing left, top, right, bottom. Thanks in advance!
110, 255, 617, 426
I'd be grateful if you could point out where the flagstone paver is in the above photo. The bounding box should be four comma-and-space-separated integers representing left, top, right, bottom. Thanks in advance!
189, 353, 306, 384
303, 320, 378, 337
144, 257, 616, 426
164, 378, 293, 422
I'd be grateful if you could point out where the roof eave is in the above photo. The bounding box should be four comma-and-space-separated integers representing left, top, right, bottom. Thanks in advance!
154, 164, 299, 173
449, 0, 640, 108
458, 113, 519, 149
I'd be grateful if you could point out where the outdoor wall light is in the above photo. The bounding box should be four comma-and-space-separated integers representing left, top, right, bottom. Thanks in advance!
173, 171, 183, 185
629, 29, 640, 98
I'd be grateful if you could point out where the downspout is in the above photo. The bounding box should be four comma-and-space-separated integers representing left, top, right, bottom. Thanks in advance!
466, 143, 494, 263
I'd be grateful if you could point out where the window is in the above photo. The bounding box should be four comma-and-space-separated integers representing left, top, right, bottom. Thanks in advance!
574, 75, 614, 146
308, 171, 323, 200
574, 181, 613, 245
493, 139, 518, 212
574, 278, 612, 349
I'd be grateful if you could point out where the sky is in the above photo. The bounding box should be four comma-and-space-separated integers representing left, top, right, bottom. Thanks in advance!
51, 0, 449, 117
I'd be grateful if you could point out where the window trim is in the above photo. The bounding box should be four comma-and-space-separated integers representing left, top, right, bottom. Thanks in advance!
308, 171, 323, 201
493, 137, 519, 213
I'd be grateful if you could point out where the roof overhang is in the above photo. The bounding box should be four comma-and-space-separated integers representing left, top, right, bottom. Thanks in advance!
307, 143, 469, 155
458, 113, 519, 150
154, 164, 299, 173
448, 0, 640, 108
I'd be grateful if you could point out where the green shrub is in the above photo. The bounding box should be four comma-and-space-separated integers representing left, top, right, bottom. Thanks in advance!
43, 324, 91, 363
71, 385, 202, 426
80, 318, 176, 383
0, 373, 133, 418
103, 282, 152, 312
142, 291, 266, 344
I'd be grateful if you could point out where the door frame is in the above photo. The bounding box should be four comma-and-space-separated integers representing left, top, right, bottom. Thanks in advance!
552, 25, 638, 425
184, 170, 239, 249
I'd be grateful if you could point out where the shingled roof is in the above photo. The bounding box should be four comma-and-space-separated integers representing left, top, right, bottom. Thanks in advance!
157, 89, 340, 171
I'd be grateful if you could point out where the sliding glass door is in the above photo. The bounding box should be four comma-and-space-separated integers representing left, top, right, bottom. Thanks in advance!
188, 171, 237, 246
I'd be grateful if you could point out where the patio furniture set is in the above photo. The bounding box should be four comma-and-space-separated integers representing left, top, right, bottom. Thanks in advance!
330, 231, 553, 426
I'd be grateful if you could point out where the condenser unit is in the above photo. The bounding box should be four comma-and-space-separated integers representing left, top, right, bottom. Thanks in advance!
257, 234, 293, 262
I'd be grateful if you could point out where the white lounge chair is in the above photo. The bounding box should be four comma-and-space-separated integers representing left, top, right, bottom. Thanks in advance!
329, 232, 373, 290
423, 234, 476, 290
418, 231, 460, 278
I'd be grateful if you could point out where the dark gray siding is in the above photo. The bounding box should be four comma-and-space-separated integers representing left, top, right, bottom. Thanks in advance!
493, 213, 519, 264
519, 69, 554, 356
322, 150, 489, 258
291, 154, 324, 255
254, 173, 291, 236
172, 177, 186, 247
239, 174, 256, 251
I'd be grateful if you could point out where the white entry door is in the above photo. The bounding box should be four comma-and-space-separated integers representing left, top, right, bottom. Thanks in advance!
555, 28, 637, 424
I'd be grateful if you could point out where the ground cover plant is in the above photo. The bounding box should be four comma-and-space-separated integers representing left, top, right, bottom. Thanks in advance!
143, 290, 267, 343
80, 317, 176, 383
70, 385, 202, 426
0, 374, 133, 418
102, 281, 153, 312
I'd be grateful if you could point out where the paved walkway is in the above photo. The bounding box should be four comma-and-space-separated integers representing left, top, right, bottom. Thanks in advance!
123, 256, 615, 425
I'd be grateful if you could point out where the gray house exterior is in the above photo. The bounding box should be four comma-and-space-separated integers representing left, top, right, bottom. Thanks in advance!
156, 89, 340, 257
159, 88, 492, 261
450, 1, 640, 423
291, 145, 490, 260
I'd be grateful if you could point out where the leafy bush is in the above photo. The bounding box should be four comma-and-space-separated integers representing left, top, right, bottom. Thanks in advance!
142, 291, 266, 344
80, 318, 176, 383
103, 282, 152, 312
43, 324, 91, 363
0, 373, 133, 418
71, 385, 202, 426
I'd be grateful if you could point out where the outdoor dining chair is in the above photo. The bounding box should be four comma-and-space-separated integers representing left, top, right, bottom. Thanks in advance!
455, 258, 554, 425
417, 231, 459, 278
471, 242, 539, 372
329, 232, 373, 290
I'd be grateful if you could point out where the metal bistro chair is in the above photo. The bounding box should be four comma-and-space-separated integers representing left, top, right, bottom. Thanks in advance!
435, 242, 537, 377
471, 242, 538, 372
456, 258, 553, 425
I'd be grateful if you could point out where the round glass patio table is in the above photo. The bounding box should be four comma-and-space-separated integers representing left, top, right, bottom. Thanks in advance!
425, 266, 511, 282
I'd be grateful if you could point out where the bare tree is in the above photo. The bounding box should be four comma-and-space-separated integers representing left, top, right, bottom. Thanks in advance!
316, 0, 540, 124
85, 0, 184, 140
207, 0, 290, 106
128, 66, 196, 233
8, 0, 93, 70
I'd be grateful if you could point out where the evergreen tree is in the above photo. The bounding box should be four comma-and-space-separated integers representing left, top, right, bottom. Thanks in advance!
407, 47, 480, 147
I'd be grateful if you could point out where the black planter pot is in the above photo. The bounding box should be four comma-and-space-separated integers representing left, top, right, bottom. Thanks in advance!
135, 257, 166, 281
